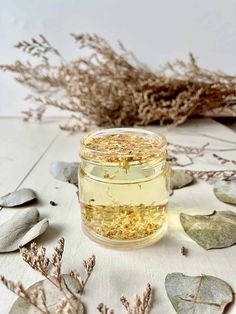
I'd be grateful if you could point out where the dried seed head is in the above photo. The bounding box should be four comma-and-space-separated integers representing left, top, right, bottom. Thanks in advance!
181, 246, 188, 256
20, 243, 50, 276
97, 303, 115, 314
83, 255, 96, 275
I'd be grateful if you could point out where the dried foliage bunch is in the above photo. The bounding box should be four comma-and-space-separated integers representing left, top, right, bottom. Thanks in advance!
0, 238, 95, 313
0, 238, 151, 314
1, 33, 236, 131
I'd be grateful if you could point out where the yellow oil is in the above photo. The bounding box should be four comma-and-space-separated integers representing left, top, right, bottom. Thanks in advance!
79, 159, 169, 247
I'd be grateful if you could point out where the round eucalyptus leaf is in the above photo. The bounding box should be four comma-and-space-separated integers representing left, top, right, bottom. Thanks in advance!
50, 161, 79, 187
0, 208, 48, 252
214, 179, 236, 205
180, 211, 236, 250
165, 272, 233, 314
170, 169, 194, 190
0, 188, 36, 207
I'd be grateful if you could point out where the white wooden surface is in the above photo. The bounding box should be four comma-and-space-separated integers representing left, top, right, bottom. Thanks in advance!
0, 118, 236, 313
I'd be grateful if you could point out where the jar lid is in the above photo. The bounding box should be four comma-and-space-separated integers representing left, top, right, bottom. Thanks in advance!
80, 128, 167, 165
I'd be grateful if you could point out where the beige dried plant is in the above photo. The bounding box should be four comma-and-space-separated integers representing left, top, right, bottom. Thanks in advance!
1, 33, 236, 131
0, 275, 50, 313
0, 238, 95, 313
98, 283, 152, 314
212, 153, 236, 166
167, 134, 236, 180
186, 169, 236, 181
0, 238, 153, 313
120, 283, 152, 314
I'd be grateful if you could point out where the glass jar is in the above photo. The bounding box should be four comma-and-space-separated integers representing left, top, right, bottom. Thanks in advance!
78, 128, 169, 249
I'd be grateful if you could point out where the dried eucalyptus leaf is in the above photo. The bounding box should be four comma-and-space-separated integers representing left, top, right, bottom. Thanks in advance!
0, 188, 36, 207
10, 274, 84, 314
0, 208, 49, 252
214, 179, 236, 205
180, 211, 236, 250
165, 272, 233, 314
50, 161, 79, 186
170, 170, 194, 190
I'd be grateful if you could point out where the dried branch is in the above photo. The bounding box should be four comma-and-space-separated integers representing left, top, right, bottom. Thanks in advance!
0, 276, 49, 313
168, 142, 209, 156
0, 238, 154, 313
55, 297, 75, 314
20, 238, 77, 309
97, 303, 115, 314
15, 34, 65, 62
120, 283, 152, 314
50, 238, 65, 285
167, 142, 209, 167
70, 254, 96, 295
213, 153, 236, 166
1, 33, 236, 131
186, 169, 236, 181
0, 238, 97, 313
20, 242, 51, 277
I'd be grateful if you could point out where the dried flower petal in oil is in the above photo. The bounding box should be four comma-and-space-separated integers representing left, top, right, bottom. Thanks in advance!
79, 129, 169, 248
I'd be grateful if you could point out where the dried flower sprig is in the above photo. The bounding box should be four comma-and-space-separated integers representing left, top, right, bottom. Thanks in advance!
167, 142, 209, 167
167, 138, 236, 174
186, 169, 236, 181
55, 297, 75, 314
168, 142, 209, 157
0, 238, 96, 313
0, 238, 153, 313
98, 283, 152, 314
120, 283, 152, 314
20, 238, 79, 311
0, 276, 49, 313
20, 242, 51, 277
69, 254, 96, 295
167, 141, 236, 181
1, 33, 236, 131
213, 153, 236, 166
97, 303, 115, 314
15, 34, 65, 62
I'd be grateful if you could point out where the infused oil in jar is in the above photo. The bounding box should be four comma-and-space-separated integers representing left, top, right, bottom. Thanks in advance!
78, 128, 169, 249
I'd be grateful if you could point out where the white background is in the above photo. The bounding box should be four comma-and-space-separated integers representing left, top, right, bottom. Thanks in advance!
1, 0, 236, 116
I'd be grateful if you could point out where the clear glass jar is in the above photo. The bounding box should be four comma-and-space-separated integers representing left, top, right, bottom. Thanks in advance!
78, 128, 169, 249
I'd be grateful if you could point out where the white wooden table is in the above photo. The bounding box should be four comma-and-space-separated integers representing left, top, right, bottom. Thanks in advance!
0, 118, 236, 313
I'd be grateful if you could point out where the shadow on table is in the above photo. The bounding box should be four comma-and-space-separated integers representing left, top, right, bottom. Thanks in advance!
36, 224, 62, 246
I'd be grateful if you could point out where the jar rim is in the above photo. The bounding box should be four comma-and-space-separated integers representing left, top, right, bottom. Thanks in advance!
80, 128, 167, 163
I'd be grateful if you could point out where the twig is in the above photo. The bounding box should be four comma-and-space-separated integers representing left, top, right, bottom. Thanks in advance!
0, 276, 49, 313
167, 142, 209, 167
197, 133, 236, 146
0, 238, 155, 313
69, 254, 96, 295
15, 34, 66, 62
186, 169, 236, 181
97, 303, 115, 314
20, 239, 77, 310
120, 283, 152, 314
213, 153, 236, 166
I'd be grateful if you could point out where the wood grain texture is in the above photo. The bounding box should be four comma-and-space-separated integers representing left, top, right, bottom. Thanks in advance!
0, 118, 235, 314
0, 118, 61, 196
